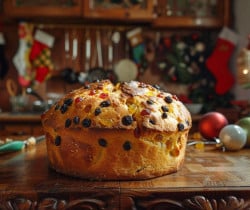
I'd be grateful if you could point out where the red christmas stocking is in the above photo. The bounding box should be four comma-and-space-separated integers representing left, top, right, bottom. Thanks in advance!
13, 22, 34, 87
206, 27, 238, 95
30, 29, 54, 83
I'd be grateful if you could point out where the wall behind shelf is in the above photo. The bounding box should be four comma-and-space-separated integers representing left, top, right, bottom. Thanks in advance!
232, 0, 250, 101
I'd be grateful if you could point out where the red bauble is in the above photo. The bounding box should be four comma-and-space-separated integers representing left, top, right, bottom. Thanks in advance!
198, 112, 228, 139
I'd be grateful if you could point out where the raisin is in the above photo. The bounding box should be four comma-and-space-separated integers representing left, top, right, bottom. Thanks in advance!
100, 100, 111, 107
60, 104, 68, 114
146, 99, 154, 105
164, 96, 173, 103
122, 115, 133, 126
123, 141, 132, 151
161, 105, 169, 112
149, 119, 156, 125
73, 116, 80, 124
162, 112, 168, 119
54, 104, 60, 110
152, 84, 160, 90
64, 98, 73, 106
94, 107, 102, 116
55, 136, 61, 146
177, 123, 185, 131
65, 119, 72, 128
82, 118, 91, 128
98, 138, 107, 147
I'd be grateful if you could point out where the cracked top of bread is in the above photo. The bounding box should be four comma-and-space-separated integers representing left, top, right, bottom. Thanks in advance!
42, 80, 191, 133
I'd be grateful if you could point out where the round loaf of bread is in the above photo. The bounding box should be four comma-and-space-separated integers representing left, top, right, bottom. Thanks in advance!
41, 80, 192, 180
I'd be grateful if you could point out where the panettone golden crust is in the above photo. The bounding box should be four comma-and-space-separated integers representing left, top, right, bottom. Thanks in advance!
41, 80, 191, 180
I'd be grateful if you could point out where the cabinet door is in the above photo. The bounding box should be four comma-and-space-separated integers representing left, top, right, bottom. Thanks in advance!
3, 0, 82, 17
153, 0, 230, 28
83, 0, 154, 21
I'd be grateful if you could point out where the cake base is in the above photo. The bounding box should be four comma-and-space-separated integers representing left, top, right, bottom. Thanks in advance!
46, 128, 188, 180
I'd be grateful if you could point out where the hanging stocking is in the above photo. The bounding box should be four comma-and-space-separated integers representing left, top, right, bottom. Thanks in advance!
206, 27, 238, 95
13, 22, 34, 87
126, 28, 145, 65
30, 29, 54, 83
0, 32, 8, 79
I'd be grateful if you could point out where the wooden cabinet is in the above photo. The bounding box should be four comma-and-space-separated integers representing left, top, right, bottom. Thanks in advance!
83, 0, 154, 21
0, 113, 43, 136
3, 0, 230, 28
153, 0, 231, 28
3, 0, 82, 18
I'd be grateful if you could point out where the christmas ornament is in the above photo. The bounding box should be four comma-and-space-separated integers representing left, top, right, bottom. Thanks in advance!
30, 29, 55, 83
236, 117, 250, 147
219, 124, 247, 151
198, 112, 228, 139
12, 22, 34, 87
206, 27, 238, 94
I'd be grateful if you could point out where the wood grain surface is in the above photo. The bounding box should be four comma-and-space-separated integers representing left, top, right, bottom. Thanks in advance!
1, 141, 250, 210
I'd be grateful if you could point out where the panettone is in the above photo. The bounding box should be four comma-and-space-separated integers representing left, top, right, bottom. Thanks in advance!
41, 80, 192, 180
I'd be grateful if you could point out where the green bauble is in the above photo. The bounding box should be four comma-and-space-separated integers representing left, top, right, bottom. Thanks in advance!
236, 117, 250, 147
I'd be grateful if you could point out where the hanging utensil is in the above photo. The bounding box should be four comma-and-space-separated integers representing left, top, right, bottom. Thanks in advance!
61, 30, 79, 84
6, 79, 18, 97
86, 29, 107, 82
107, 30, 113, 70
85, 29, 91, 72
64, 31, 70, 59
96, 30, 103, 68
112, 31, 121, 65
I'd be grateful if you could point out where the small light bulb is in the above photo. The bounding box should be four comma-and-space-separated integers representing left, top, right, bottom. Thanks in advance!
242, 68, 249, 75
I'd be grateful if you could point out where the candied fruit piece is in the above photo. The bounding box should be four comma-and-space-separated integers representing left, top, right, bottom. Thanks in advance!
134, 127, 141, 138
99, 93, 108, 99
140, 109, 151, 116
99, 118, 114, 127
154, 134, 163, 141
84, 104, 92, 113
146, 90, 155, 97
128, 103, 138, 114
170, 148, 180, 157
89, 90, 96, 96
75, 97, 83, 103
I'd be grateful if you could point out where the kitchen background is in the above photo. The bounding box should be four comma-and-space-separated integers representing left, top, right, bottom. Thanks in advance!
0, 0, 249, 119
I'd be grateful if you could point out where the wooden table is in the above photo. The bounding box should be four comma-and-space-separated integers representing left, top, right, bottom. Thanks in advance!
1, 141, 250, 210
